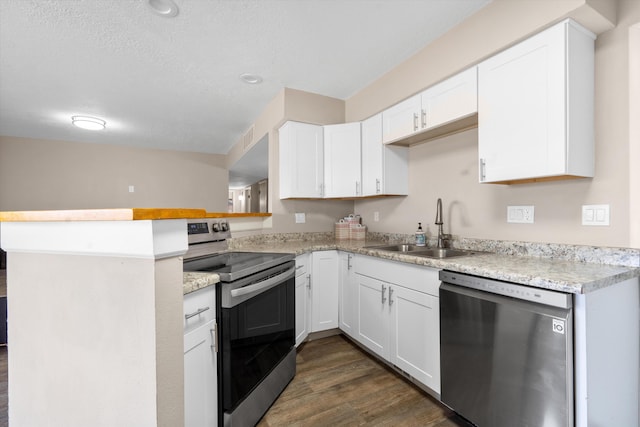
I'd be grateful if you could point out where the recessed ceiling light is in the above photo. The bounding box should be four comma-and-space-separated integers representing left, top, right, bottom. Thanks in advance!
71, 116, 106, 131
240, 73, 263, 84
147, 0, 179, 18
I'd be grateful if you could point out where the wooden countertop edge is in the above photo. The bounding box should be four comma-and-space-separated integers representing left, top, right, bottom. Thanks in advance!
205, 212, 271, 218
0, 208, 271, 222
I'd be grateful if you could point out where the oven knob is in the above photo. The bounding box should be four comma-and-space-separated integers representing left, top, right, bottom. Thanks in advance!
212, 222, 220, 232
220, 222, 229, 232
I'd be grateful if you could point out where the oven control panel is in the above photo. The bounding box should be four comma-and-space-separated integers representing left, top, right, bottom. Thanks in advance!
187, 219, 231, 244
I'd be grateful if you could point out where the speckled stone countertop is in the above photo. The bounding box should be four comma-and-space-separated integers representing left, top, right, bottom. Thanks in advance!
183, 272, 219, 295
227, 233, 640, 295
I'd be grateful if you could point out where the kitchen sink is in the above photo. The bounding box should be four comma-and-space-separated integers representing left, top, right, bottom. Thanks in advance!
365, 244, 477, 258
412, 248, 475, 259
367, 244, 427, 252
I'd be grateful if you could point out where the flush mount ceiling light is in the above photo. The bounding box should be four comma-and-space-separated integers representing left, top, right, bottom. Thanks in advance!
147, 0, 179, 18
71, 116, 106, 131
239, 73, 263, 84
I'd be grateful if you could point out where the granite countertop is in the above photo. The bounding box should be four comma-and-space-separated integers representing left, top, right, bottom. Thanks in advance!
183, 272, 219, 295
228, 237, 640, 295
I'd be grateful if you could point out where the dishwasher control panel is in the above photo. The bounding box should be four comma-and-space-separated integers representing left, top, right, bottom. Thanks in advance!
439, 270, 572, 309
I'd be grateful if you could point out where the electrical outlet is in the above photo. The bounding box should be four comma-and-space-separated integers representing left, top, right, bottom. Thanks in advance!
295, 213, 306, 224
507, 205, 535, 224
582, 204, 609, 226
374, 211, 379, 222
128, 185, 135, 193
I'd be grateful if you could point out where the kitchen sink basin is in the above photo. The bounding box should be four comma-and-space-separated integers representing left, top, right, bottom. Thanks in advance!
365, 244, 477, 258
368, 244, 427, 252
412, 248, 475, 259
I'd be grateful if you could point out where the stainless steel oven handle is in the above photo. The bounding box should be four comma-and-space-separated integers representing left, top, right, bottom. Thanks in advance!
230, 266, 295, 298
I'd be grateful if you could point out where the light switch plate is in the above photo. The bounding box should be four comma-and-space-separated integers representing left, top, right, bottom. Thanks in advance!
507, 205, 534, 224
582, 204, 610, 226
295, 213, 306, 224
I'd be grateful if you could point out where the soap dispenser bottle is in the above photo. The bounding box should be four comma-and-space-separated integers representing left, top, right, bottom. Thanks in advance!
415, 222, 426, 246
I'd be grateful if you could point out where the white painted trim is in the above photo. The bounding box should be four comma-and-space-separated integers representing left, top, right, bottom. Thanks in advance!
0, 219, 188, 259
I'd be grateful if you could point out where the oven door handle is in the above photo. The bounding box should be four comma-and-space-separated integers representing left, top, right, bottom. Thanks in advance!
230, 266, 295, 298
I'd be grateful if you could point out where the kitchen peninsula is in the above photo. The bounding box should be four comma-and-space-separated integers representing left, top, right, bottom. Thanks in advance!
1, 208, 638, 427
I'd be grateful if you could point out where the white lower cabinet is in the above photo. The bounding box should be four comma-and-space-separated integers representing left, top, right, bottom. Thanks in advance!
183, 286, 217, 427
338, 251, 357, 338
389, 284, 440, 392
295, 253, 312, 347
355, 255, 441, 394
311, 250, 339, 332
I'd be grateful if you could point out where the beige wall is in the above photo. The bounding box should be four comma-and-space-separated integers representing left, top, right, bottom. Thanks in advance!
348, 0, 639, 248
270, 88, 352, 233
0, 136, 228, 212
630, 22, 640, 248
230, 87, 353, 233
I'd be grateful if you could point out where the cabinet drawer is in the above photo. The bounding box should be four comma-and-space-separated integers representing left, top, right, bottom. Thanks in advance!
184, 286, 215, 334
295, 253, 310, 277
355, 255, 440, 296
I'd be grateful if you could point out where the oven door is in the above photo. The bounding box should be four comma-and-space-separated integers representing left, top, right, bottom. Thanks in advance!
218, 262, 296, 412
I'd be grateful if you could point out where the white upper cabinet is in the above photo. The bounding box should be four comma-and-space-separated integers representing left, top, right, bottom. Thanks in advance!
421, 66, 478, 130
323, 122, 362, 198
382, 66, 478, 145
478, 19, 595, 184
381, 93, 422, 145
361, 113, 409, 196
279, 121, 324, 198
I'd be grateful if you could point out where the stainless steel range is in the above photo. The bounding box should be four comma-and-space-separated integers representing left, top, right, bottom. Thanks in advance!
183, 219, 296, 427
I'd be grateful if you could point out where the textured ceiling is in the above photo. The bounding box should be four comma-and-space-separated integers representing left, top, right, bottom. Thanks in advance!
0, 0, 490, 155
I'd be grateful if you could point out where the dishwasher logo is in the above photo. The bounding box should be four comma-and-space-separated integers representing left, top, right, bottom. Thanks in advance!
552, 318, 565, 334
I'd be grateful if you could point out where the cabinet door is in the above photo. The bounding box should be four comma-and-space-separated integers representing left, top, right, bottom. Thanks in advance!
382, 94, 421, 144
361, 114, 384, 196
184, 320, 217, 427
362, 113, 409, 196
279, 121, 324, 198
478, 20, 594, 183
338, 252, 357, 337
311, 251, 339, 332
323, 122, 362, 198
356, 274, 389, 360
389, 286, 440, 393
295, 271, 311, 347
295, 254, 311, 347
422, 66, 477, 129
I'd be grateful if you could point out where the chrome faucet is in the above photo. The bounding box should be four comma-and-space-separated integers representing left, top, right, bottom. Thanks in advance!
435, 198, 446, 248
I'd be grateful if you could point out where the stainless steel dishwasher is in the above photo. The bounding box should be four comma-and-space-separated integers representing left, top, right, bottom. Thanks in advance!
439, 270, 573, 427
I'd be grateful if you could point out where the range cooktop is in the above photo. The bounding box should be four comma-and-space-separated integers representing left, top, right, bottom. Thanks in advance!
183, 251, 294, 282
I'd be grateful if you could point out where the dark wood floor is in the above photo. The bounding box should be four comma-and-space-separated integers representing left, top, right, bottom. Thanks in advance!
0, 336, 472, 427
258, 335, 472, 427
